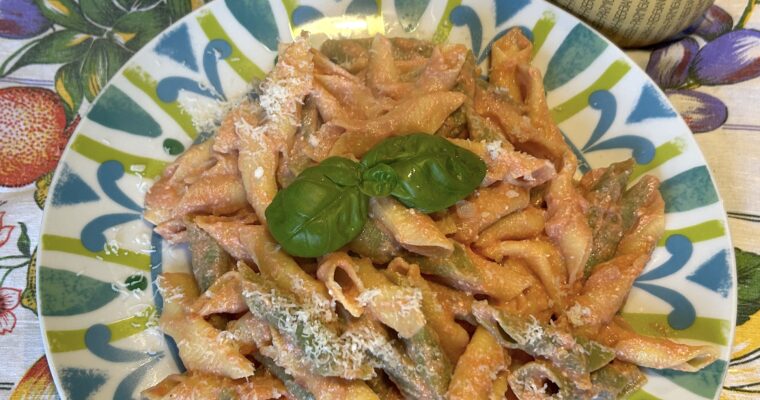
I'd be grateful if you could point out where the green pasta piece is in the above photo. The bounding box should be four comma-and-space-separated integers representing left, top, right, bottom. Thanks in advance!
385, 270, 453, 396
187, 222, 232, 292
366, 371, 403, 400
435, 105, 467, 138
253, 353, 315, 400
583, 159, 634, 276
405, 243, 482, 293
590, 360, 647, 400
403, 326, 452, 397
352, 317, 440, 400
465, 104, 503, 142
508, 361, 581, 399
577, 337, 616, 372
472, 302, 588, 376
347, 219, 401, 264
241, 271, 373, 379
621, 175, 660, 231
287, 96, 319, 181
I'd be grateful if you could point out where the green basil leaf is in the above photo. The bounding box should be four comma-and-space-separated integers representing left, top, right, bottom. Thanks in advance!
360, 133, 486, 213
265, 157, 369, 258
360, 163, 398, 197
303, 157, 362, 187
0, 30, 94, 77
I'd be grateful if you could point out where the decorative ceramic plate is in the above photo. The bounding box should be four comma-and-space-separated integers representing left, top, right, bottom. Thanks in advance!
37, 0, 736, 398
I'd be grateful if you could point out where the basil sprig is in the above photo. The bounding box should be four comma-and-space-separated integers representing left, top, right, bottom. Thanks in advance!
265, 133, 486, 257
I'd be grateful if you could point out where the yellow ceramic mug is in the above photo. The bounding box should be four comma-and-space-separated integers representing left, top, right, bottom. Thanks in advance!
550, 0, 714, 47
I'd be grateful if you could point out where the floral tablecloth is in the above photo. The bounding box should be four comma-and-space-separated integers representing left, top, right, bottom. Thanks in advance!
0, 0, 758, 398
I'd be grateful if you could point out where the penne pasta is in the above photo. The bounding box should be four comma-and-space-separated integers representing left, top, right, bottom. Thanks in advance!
144, 31, 717, 399
370, 197, 453, 258
448, 326, 509, 400
598, 319, 720, 372
448, 182, 529, 244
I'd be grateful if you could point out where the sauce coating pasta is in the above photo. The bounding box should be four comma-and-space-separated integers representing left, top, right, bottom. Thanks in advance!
142, 31, 718, 400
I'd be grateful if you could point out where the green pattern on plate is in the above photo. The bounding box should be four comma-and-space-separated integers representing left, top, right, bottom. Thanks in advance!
621, 313, 731, 346
46, 307, 155, 353
42, 234, 151, 271
123, 66, 199, 139
70, 135, 169, 180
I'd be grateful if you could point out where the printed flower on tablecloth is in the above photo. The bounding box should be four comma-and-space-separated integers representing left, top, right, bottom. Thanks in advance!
0, 0, 206, 122
646, 3, 760, 133
0, 287, 21, 335
0, 210, 14, 248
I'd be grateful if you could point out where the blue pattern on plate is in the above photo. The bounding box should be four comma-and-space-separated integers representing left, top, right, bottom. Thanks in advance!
88, 86, 162, 137
51, 164, 100, 206
225, 0, 279, 51
688, 250, 733, 297
660, 166, 720, 213
635, 234, 697, 329
495, 0, 530, 25
155, 24, 198, 72
544, 24, 607, 91
627, 83, 677, 123
36, 1, 736, 398
292, 6, 324, 26
60, 368, 108, 399
346, 0, 378, 15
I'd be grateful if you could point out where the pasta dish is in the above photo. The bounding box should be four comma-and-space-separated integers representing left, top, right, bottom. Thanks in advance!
141, 30, 719, 399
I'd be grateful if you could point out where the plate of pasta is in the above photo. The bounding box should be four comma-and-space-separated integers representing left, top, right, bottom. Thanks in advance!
36, 0, 736, 399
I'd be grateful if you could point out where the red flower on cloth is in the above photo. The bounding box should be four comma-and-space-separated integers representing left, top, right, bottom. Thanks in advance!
0, 287, 21, 335
0, 211, 14, 248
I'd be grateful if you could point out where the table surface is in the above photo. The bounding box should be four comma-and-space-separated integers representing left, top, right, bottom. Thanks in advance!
1, 0, 759, 398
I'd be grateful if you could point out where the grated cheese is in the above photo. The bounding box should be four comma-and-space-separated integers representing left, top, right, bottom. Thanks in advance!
486, 140, 503, 159
357, 289, 382, 307
524, 316, 545, 346
566, 302, 592, 327
308, 134, 321, 147
254, 166, 264, 179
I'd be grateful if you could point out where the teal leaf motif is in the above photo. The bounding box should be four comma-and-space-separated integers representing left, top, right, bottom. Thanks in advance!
395, 0, 429, 32
39, 267, 119, 316
736, 248, 760, 325
647, 360, 726, 399
225, 0, 279, 51
346, 0, 378, 15
88, 86, 162, 137
659, 166, 719, 213
544, 24, 607, 91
